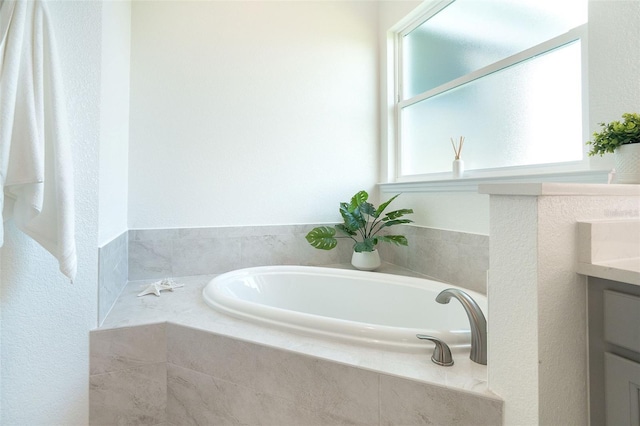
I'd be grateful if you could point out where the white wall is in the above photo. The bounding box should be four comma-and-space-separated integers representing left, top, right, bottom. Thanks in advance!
0, 1, 102, 424
128, 1, 380, 229
99, 1, 131, 246
588, 0, 640, 171
395, 192, 489, 234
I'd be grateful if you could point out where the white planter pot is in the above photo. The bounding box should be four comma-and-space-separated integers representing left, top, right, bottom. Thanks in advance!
351, 249, 381, 271
615, 143, 640, 184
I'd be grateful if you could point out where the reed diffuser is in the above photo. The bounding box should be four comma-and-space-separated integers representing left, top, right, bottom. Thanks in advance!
450, 136, 464, 179
450, 136, 465, 178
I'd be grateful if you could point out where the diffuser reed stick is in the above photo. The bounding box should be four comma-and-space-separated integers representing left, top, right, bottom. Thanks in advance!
450, 136, 465, 160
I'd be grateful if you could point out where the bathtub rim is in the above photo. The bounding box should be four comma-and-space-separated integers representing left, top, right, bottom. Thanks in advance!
202, 265, 485, 353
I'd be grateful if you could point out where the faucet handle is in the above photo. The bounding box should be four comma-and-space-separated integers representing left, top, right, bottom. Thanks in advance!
416, 334, 454, 366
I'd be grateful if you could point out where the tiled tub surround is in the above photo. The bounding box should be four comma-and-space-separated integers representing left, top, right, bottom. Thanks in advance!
98, 231, 129, 324
127, 224, 489, 294
128, 225, 354, 280
91, 272, 503, 425
379, 225, 489, 294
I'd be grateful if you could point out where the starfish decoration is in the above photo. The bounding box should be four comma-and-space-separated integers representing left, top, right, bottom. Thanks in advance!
137, 278, 184, 297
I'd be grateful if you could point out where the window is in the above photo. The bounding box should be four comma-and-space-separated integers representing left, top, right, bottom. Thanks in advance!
393, 0, 588, 181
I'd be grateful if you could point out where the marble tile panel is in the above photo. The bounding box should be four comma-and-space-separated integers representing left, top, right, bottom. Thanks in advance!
215, 225, 277, 238
406, 234, 432, 277
461, 231, 490, 247
167, 363, 367, 426
166, 325, 380, 424
383, 226, 489, 294
172, 237, 242, 276
90, 323, 166, 375
424, 227, 450, 241
177, 227, 229, 240
429, 239, 461, 269
379, 374, 502, 425
239, 224, 297, 237
378, 242, 410, 269
245, 224, 326, 237
90, 362, 167, 426
101, 277, 214, 329
239, 233, 350, 268
99, 231, 129, 325
129, 239, 173, 280
129, 224, 387, 281
452, 243, 489, 293
130, 228, 180, 242
177, 225, 301, 241
240, 234, 299, 266
113, 253, 128, 282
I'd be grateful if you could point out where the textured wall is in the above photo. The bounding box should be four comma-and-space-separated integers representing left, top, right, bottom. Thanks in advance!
128, 1, 379, 229
487, 195, 540, 424
487, 187, 640, 425
0, 1, 102, 424
98, 1, 130, 246
588, 0, 640, 171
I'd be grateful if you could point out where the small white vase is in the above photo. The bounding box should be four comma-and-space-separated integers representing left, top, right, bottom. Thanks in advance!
614, 143, 640, 184
351, 249, 381, 271
452, 159, 464, 178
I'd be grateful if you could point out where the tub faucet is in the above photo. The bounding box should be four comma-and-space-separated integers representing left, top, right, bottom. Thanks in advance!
436, 288, 487, 365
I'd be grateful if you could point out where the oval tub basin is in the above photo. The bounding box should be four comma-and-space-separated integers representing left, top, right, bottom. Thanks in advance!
202, 265, 486, 352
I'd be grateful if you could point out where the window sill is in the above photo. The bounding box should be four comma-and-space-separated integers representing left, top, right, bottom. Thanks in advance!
378, 169, 611, 194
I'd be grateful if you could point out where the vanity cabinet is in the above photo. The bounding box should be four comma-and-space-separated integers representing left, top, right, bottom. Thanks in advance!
579, 218, 640, 425
605, 352, 640, 426
589, 278, 640, 426
603, 290, 640, 426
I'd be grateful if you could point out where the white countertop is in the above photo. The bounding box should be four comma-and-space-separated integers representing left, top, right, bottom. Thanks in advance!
577, 219, 640, 286
99, 263, 498, 401
577, 258, 640, 286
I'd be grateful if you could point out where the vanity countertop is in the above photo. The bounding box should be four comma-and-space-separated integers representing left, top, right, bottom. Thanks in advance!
577, 220, 640, 287
577, 258, 640, 287
99, 263, 497, 401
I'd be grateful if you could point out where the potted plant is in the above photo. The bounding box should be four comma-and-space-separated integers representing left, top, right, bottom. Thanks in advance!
305, 190, 413, 270
587, 112, 640, 184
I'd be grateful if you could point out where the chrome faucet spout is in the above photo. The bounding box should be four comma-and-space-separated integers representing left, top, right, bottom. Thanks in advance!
436, 288, 487, 365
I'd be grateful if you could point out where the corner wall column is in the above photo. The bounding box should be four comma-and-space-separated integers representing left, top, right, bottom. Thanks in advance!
481, 183, 640, 425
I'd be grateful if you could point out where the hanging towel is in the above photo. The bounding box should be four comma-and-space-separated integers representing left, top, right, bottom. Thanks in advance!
0, 0, 76, 282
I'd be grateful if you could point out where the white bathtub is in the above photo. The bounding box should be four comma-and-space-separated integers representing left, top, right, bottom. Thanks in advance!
202, 265, 486, 352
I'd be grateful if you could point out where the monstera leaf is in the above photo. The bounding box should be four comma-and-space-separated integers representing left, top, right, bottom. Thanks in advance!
348, 190, 368, 212
305, 226, 337, 250
339, 202, 365, 232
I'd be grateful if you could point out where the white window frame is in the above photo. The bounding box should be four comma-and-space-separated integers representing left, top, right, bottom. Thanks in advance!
381, 0, 606, 193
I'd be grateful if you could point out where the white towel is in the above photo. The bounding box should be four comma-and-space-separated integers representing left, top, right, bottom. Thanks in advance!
0, 0, 76, 282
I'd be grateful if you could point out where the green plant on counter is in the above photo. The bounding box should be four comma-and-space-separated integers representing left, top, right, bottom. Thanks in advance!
587, 112, 640, 156
305, 190, 413, 253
